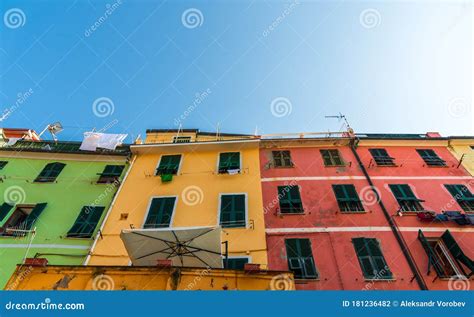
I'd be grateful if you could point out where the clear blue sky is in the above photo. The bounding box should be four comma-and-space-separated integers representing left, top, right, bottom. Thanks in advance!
0, 0, 472, 142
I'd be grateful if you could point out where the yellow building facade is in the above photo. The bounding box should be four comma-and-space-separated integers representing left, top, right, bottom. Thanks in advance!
448, 137, 474, 176
87, 129, 268, 269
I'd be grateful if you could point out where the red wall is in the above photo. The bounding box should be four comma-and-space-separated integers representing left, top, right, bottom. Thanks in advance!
261, 143, 474, 290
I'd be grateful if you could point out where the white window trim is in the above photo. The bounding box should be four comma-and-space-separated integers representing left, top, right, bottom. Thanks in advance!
216, 151, 242, 174
141, 195, 178, 229
428, 237, 465, 278
154, 154, 183, 176
217, 193, 248, 229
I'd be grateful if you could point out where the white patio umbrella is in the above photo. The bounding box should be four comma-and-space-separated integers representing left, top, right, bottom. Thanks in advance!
120, 226, 223, 268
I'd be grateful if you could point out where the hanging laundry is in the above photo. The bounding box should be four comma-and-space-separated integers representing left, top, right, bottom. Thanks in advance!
4, 138, 21, 147
227, 169, 240, 175
79, 132, 127, 151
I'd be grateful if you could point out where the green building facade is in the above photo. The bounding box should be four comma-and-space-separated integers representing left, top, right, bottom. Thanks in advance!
0, 139, 129, 288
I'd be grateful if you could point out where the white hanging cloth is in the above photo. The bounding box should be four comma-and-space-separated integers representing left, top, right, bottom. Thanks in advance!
79, 132, 127, 151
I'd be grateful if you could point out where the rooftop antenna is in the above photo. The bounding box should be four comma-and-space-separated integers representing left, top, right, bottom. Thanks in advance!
38, 122, 63, 142
325, 113, 353, 133
175, 123, 182, 140
216, 122, 221, 140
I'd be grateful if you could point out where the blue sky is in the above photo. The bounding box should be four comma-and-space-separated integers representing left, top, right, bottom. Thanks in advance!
0, 0, 472, 142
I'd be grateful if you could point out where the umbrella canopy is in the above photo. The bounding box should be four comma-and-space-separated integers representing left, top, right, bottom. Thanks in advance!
120, 226, 223, 268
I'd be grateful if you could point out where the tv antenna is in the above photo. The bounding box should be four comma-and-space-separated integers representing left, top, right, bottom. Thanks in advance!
38, 122, 63, 142
325, 113, 352, 132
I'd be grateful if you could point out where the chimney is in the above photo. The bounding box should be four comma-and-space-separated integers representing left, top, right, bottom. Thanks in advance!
426, 132, 442, 138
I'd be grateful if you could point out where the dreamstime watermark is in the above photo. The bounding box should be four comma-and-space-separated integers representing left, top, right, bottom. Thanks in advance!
448, 275, 470, 291
359, 8, 381, 29
181, 185, 204, 206
4, 186, 27, 205
447, 98, 468, 118
181, 8, 203, 29
84, 0, 122, 37
174, 88, 212, 126
0, 88, 34, 122
262, 0, 300, 37
4, 8, 26, 29
92, 274, 115, 290
263, 180, 297, 214
184, 266, 211, 290
4, 266, 33, 290
359, 185, 381, 206
92, 97, 115, 118
270, 97, 292, 118
270, 274, 293, 290
361, 266, 391, 290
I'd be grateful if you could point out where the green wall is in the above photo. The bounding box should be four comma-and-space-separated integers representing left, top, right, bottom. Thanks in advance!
0, 153, 128, 288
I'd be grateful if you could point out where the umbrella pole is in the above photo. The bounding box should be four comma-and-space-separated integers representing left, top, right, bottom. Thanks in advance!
223, 241, 229, 268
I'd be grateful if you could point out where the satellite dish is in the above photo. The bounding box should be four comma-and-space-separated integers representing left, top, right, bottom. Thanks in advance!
38, 122, 63, 141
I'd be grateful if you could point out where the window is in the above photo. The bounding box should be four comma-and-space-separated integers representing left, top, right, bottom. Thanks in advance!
67, 206, 106, 238
417, 149, 446, 167
218, 152, 240, 174
34, 162, 65, 182
352, 238, 392, 280
418, 230, 472, 278
144, 197, 176, 228
285, 238, 318, 279
272, 151, 293, 168
389, 184, 424, 212
278, 186, 303, 213
0, 161, 8, 170
223, 257, 249, 270
97, 165, 125, 184
219, 194, 246, 228
172, 136, 191, 143
369, 149, 395, 166
0, 202, 14, 222
320, 149, 344, 166
332, 185, 364, 212
0, 203, 47, 236
156, 155, 182, 175
445, 184, 474, 212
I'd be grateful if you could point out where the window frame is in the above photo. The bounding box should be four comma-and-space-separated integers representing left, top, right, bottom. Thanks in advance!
155, 154, 183, 176
66, 206, 106, 239
445, 184, 474, 212
0, 161, 8, 170
277, 185, 304, 214
97, 165, 125, 184
369, 148, 395, 166
0, 203, 47, 237
172, 136, 191, 143
389, 184, 425, 212
332, 184, 365, 212
222, 256, 251, 270
142, 196, 177, 229
272, 150, 293, 168
284, 238, 318, 280
352, 237, 393, 280
34, 162, 66, 183
217, 193, 248, 229
217, 152, 242, 174
320, 149, 345, 167
416, 149, 446, 167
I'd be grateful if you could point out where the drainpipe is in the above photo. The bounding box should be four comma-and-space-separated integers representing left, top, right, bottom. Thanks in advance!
349, 138, 428, 290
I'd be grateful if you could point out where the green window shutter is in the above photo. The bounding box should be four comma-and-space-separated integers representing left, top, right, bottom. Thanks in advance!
144, 197, 176, 228
285, 239, 317, 279
369, 149, 394, 165
67, 206, 106, 238
333, 185, 360, 202
219, 194, 246, 228
35, 162, 65, 182
156, 155, 181, 175
389, 184, 418, 200
417, 230, 447, 277
272, 151, 292, 167
223, 258, 249, 270
0, 161, 8, 170
321, 150, 343, 166
0, 202, 14, 222
416, 149, 446, 166
98, 165, 125, 183
23, 203, 47, 230
445, 185, 474, 201
441, 230, 474, 273
218, 152, 240, 173
278, 186, 303, 213
352, 238, 392, 279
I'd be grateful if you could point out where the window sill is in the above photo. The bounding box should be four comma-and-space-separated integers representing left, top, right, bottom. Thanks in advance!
339, 211, 367, 214
363, 278, 396, 282
424, 165, 448, 168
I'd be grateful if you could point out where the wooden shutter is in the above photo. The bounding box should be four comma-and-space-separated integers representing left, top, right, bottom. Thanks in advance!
144, 198, 175, 228
417, 230, 447, 277
441, 230, 474, 273
0, 203, 13, 222
156, 155, 181, 175
333, 185, 360, 202
220, 194, 245, 228
218, 153, 240, 172
35, 162, 65, 182
23, 203, 47, 230
67, 206, 106, 238
353, 238, 375, 278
